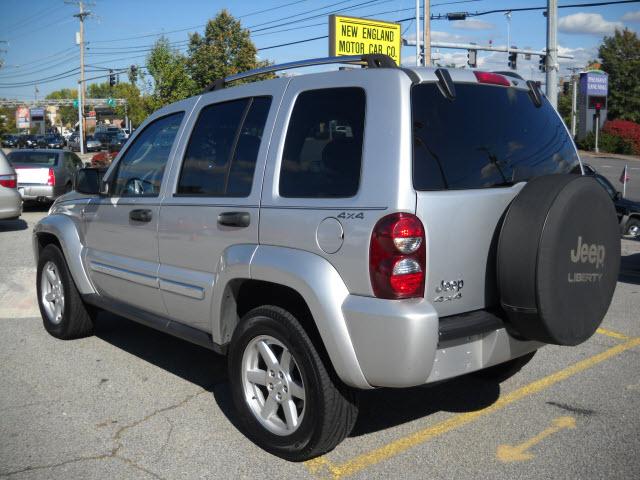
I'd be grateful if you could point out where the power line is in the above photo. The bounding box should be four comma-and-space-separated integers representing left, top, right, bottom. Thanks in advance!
439, 0, 640, 18
238, 0, 312, 18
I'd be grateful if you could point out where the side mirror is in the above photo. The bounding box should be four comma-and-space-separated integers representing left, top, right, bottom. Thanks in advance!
74, 167, 107, 195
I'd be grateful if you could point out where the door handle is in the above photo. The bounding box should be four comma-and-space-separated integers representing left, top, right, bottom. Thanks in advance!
218, 211, 250, 228
129, 209, 153, 223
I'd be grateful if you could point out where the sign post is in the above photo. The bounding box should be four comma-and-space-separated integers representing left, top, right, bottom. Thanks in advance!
329, 15, 401, 66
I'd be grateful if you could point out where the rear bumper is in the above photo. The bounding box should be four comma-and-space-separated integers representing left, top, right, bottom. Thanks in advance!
342, 295, 540, 388
18, 184, 56, 202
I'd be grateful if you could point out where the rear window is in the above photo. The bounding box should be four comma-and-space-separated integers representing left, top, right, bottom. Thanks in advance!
8, 151, 58, 166
412, 83, 579, 190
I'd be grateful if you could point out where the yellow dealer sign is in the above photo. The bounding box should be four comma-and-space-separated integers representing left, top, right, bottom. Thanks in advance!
329, 15, 401, 65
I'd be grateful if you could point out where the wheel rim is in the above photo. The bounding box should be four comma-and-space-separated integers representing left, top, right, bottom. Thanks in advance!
628, 224, 640, 238
241, 335, 306, 436
40, 261, 65, 325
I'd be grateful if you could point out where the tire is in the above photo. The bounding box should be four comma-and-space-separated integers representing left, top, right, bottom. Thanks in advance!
497, 175, 620, 346
37, 244, 95, 339
228, 306, 358, 461
473, 351, 536, 383
625, 218, 640, 238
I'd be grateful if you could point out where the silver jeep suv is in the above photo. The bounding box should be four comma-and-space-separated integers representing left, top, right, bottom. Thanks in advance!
33, 55, 620, 461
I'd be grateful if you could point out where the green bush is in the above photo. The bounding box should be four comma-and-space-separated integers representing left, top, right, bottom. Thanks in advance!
576, 131, 633, 155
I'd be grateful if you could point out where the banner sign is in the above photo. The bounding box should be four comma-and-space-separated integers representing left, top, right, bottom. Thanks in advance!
329, 15, 401, 65
16, 106, 30, 129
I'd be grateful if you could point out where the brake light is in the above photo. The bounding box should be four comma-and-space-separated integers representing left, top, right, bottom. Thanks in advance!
370, 213, 426, 299
47, 168, 55, 186
474, 71, 511, 87
0, 174, 17, 189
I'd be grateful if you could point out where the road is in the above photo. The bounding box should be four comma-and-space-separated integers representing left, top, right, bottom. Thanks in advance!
580, 152, 640, 201
1, 210, 639, 480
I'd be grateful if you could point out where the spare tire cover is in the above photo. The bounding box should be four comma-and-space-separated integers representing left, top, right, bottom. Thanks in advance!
497, 174, 620, 346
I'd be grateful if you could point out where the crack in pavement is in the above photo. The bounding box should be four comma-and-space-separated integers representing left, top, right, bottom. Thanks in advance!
0, 389, 211, 479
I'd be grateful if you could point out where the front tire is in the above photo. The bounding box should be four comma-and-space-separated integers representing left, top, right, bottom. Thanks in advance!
37, 244, 95, 339
228, 306, 358, 461
625, 218, 640, 238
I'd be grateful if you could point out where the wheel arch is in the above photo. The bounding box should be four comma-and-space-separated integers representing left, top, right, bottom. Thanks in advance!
33, 215, 95, 295
214, 245, 371, 389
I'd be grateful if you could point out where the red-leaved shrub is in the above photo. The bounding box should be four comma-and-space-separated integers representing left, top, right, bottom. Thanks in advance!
603, 119, 640, 155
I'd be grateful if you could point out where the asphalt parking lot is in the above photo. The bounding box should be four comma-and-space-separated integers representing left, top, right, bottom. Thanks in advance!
1, 206, 640, 479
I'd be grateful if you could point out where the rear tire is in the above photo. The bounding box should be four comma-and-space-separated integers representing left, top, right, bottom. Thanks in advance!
472, 351, 536, 383
37, 244, 95, 339
228, 305, 358, 461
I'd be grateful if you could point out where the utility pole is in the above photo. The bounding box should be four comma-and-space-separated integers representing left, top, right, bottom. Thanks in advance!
423, 0, 431, 66
546, 0, 558, 109
568, 66, 580, 138
71, 0, 90, 154
415, 0, 421, 66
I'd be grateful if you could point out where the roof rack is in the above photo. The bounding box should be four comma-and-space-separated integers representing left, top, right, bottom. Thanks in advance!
203, 54, 397, 92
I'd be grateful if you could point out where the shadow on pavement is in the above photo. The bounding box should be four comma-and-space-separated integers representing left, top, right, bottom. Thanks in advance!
94, 311, 501, 440
620, 252, 640, 285
0, 218, 28, 232
352, 377, 500, 437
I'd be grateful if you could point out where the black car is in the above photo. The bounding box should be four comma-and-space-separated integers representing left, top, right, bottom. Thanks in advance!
1, 134, 19, 148
38, 134, 65, 149
586, 166, 640, 238
19, 135, 38, 149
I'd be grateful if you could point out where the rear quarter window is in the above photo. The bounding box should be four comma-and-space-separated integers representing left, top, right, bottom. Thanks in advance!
279, 87, 365, 198
412, 83, 579, 190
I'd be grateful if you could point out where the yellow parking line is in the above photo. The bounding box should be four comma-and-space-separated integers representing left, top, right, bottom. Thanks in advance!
596, 327, 630, 340
305, 336, 640, 479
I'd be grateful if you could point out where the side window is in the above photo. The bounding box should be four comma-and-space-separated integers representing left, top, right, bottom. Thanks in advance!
177, 96, 271, 197
111, 112, 184, 197
279, 88, 365, 198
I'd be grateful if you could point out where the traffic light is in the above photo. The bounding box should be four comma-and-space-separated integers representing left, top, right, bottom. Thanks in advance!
563, 82, 570, 95
539, 55, 546, 72
508, 51, 517, 70
129, 64, 138, 83
109, 70, 116, 87
467, 49, 477, 68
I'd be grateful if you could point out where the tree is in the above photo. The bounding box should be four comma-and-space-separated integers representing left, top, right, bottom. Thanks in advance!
46, 88, 78, 127
146, 37, 196, 110
87, 81, 151, 126
598, 28, 640, 122
186, 10, 269, 90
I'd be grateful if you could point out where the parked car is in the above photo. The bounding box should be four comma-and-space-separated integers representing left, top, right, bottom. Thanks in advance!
19, 134, 38, 149
7, 149, 84, 203
0, 150, 22, 220
33, 55, 620, 460
86, 135, 102, 152
1, 134, 20, 148
67, 133, 80, 151
584, 164, 640, 238
34, 135, 46, 148
90, 149, 119, 168
38, 134, 65, 149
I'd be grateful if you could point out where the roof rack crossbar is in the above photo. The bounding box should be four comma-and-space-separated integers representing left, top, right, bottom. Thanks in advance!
203, 54, 396, 92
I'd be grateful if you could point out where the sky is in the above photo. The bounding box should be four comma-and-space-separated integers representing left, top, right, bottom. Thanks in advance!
0, 0, 639, 100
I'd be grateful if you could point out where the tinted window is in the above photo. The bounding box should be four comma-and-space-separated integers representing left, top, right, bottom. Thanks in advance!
412, 83, 579, 190
8, 151, 58, 166
279, 88, 365, 198
111, 112, 184, 197
177, 97, 271, 197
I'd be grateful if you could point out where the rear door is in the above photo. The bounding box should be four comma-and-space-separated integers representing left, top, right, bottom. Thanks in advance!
411, 81, 580, 316
83, 109, 188, 316
157, 83, 281, 333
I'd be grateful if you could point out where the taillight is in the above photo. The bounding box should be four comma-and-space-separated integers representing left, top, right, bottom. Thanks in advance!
47, 168, 55, 186
474, 71, 511, 87
370, 213, 426, 299
0, 174, 17, 189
